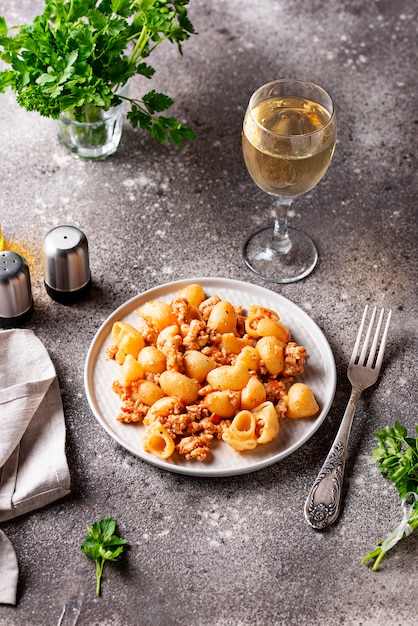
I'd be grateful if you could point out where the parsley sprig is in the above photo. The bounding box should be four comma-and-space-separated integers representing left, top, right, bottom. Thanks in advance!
81, 516, 128, 595
0, 0, 196, 145
362, 421, 418, 570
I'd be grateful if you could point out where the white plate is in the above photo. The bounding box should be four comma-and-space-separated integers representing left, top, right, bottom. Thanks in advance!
84, 277, 336, 477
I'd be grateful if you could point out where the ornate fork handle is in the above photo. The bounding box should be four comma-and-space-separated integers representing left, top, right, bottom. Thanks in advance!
304, 386, 362, 529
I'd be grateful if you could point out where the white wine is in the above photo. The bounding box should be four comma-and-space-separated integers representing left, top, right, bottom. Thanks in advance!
242, 96, 336, 197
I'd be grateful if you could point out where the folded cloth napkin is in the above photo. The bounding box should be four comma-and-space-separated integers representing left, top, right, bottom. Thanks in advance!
0, 329, 71, 605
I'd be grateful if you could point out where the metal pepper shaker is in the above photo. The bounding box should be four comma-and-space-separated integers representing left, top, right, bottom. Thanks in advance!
43, 225, 91, 303
0, 250, 34, 328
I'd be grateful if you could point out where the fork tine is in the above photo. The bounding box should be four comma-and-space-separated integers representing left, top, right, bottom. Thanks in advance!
351, 306, 392, 370
374, 308, 392, 371
366, 308, 384, 368
358, 306, 377, 365
350, 304, 369, 365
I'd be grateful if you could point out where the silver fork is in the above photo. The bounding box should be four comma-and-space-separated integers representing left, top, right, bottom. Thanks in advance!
304, 305, 392, 530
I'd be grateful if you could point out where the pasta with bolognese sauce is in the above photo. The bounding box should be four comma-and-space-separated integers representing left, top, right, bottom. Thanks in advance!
106, 283, 319, 462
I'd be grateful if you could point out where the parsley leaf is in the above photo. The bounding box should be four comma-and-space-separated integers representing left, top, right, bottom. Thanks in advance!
362, 421, 418, 570
81, 516, 128, 595
0, 0, 196, 144
127, 97, 195, 146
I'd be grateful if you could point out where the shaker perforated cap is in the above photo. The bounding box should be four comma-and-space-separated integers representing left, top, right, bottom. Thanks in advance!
0, 250, 34, 327
43, 225, 91, 303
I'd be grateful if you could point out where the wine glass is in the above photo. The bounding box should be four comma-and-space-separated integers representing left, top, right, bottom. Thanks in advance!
242, 79, 336, 283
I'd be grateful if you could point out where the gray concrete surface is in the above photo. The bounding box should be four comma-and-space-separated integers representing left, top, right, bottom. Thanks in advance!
1, 0, 417, 624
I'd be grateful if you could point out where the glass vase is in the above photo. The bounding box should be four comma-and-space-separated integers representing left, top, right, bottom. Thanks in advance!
57, 82, 130, 160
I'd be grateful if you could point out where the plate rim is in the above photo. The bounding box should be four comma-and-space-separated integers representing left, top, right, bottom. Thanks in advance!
84, 277, 336, 477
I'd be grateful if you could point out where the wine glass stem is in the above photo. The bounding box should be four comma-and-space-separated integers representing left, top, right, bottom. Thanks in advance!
271, 198, 293, 254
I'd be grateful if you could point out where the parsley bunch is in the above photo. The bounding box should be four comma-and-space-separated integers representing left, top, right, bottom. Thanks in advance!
81, 516, 128, 595
362, 421, 418, 570
0, 0, 196, 145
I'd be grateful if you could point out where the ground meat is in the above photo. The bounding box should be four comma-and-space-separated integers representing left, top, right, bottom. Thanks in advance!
199, 295, 221, 321
263, 378, 290, 418
186, 404, 211, 421
156, 325, 184, 371
116, 403, 149, 423
157, 412, 194, 437
255, 418, 264, 439
188, 416, 217, 437
220, 348, 239, 366
264, 379, 288, 403
182, 319, 209, 350
213, 419, 232, 439
171, 297, 189, 325
283, 342, 306, 377
106, 344, 118, 360
201, 345, 227, 365
112, 380, 131, 400
112, 381, 150, 422
275, 397, 288, 419
140, 320, 159, 346
197, 384, 213, 397
176, 434, 213, 461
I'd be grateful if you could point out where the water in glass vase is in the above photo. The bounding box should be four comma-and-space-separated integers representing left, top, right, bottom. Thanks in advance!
242, 96, 336, 197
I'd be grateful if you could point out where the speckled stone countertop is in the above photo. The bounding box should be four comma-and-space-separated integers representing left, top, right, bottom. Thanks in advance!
0, 0, 417, 625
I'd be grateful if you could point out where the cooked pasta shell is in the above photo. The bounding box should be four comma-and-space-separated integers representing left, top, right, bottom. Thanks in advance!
240, 375, 266, 411
207, 300, 237, 334
254, 318, 291, 342
287, 383, 319, 418
137, 346, 166, 374
218, 333, 253, 355
136, 380, 165, 406
111, 321, 145, 364
136, 300, 176, 330
183, 350, 216, 383
156, 324, 181, 352
112, 321, 138, 344
256, 336, 285, 376
253, 401, 280, 443
206, 361, 250, 391
142, 422, 175, 459
222, 410, 257, 451
247, 304, 280, 321
203, 390, 241, 418
245, 305, 280, 337
235, 346, 260, 371
159, 370, 200, 405
118, 354, 144, 387
144, 396, 183, 426
177, 283, 206, 307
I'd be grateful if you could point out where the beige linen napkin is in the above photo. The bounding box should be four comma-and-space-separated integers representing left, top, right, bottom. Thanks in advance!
0, 329, 71, 605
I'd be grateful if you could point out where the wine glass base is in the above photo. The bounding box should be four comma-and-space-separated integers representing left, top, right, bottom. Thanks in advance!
243, 226, 318, 284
